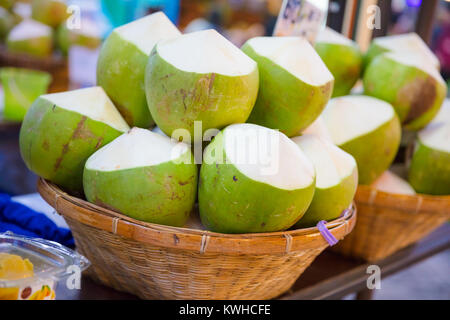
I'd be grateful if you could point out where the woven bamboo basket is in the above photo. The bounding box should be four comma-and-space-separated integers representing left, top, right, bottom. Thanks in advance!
38, 178, 356, 300
0, 46, 68, 92
332, 185, 450, 262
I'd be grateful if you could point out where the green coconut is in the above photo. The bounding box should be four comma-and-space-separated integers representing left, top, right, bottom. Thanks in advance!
97, 12, 181, 129
408, 103, 450, 195
19, 86, 130, 194
31, 0, 68, 27
371, 170, 416, 195
364, 33, 440, 71
292, 134, 358, 228
322, 95, 401, 185
315, 27, 363, 97
0, 6, 16, 40
83, 127, 198, 226
0, 0, 13, 10
241, 36, 334, 137
364, 52, 447, 131
0, 67, 52, 122
56, 20, 102, 55
145, 29, 259, 143
6, 19, 53, 57
199, 123, 316, 233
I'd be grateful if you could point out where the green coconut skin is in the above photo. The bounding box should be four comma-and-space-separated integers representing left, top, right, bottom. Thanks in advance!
295, 168, 357, 228
408, 140, 450, 195
57, 24, 101, 56
19, 98, 126, 194
0, 0, 13, 10
338, 116, 401, 185
145, 47, 259, 143
7, 36, 53, 57
83, 151, 198, 226
198, 132, 315, 233
31, 0, 68, 27
241, 43, 333, 137
0, 7, 16, 40
97, 31, 154, 128
363, 55, 447, 131
363, 42, 389, 71
315, 42, 362, 97
0, 68, 51, 122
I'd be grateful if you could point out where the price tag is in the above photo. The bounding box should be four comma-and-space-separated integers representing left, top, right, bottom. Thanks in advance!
273, 0, 328, 44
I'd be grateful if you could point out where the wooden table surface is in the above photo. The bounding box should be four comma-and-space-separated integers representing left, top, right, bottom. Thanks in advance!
55, 223, 450, 300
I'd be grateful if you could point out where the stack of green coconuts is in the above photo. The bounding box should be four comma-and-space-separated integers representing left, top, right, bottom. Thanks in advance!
0, 0, 101, 58
18, 12, 449, 235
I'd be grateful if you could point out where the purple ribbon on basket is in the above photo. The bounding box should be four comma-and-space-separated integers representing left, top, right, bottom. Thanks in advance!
316, 220, 338, 246
316, 208, 351, 246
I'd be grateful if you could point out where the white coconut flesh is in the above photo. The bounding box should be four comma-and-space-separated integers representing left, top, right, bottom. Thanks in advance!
8, 19, 52, 41
114, 11, 181, 55
41, 87, 130, 132
292, 135, 356, 189
418, 122, 450, 154
301, 115, 333, 142
222, 123, 315, 190
86, 128, 190, 172
429, 99, 450, 125
316, 27, 355, 46
13, 3, 31, 19
373, 33, 439, 69
244, 36, 333, 86
73, 19, 102, 38
371, 171, 416, 195
383, 52, 445, 85
322, 96, 395, 146
157, 29, 256, 76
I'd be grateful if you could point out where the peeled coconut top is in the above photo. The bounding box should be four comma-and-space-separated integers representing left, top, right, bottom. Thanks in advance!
429, 98, 450, 126
41, 87, 130, 132
157, 29, 256, 76
371, 171, 416, 195
292, 135, 357, 189
72, 19, 102, 38
383, 51, 445, 85
300, 115, 333, 142
373, 33, 439, 69
322, 96, 396, 146
114, 11, 181, 55
86, 128, 190, 172
418, 121, 450, 154
8, 19, 52, 41
418, 98, 450, 153
316, 27, 355, 46
13, 3, 31, 19
244, 36, 333, 86
221, 123, 315, 190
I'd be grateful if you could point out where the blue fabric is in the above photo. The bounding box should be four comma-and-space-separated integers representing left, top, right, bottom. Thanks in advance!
0, 193, 74, 248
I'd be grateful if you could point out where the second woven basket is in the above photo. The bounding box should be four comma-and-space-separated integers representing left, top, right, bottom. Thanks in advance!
333, 185, 450, 262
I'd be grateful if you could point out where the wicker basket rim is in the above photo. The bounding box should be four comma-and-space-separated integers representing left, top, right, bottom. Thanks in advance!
356, 184, 450, 214
37, 178, 357, 255
0, 46, 66, 64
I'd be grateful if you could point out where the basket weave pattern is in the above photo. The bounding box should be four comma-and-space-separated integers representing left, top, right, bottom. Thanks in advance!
38, 179, 356, 300
333, 185, 450, 262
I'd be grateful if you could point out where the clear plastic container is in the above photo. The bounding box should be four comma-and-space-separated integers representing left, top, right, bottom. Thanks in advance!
0, 232, 90, 300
